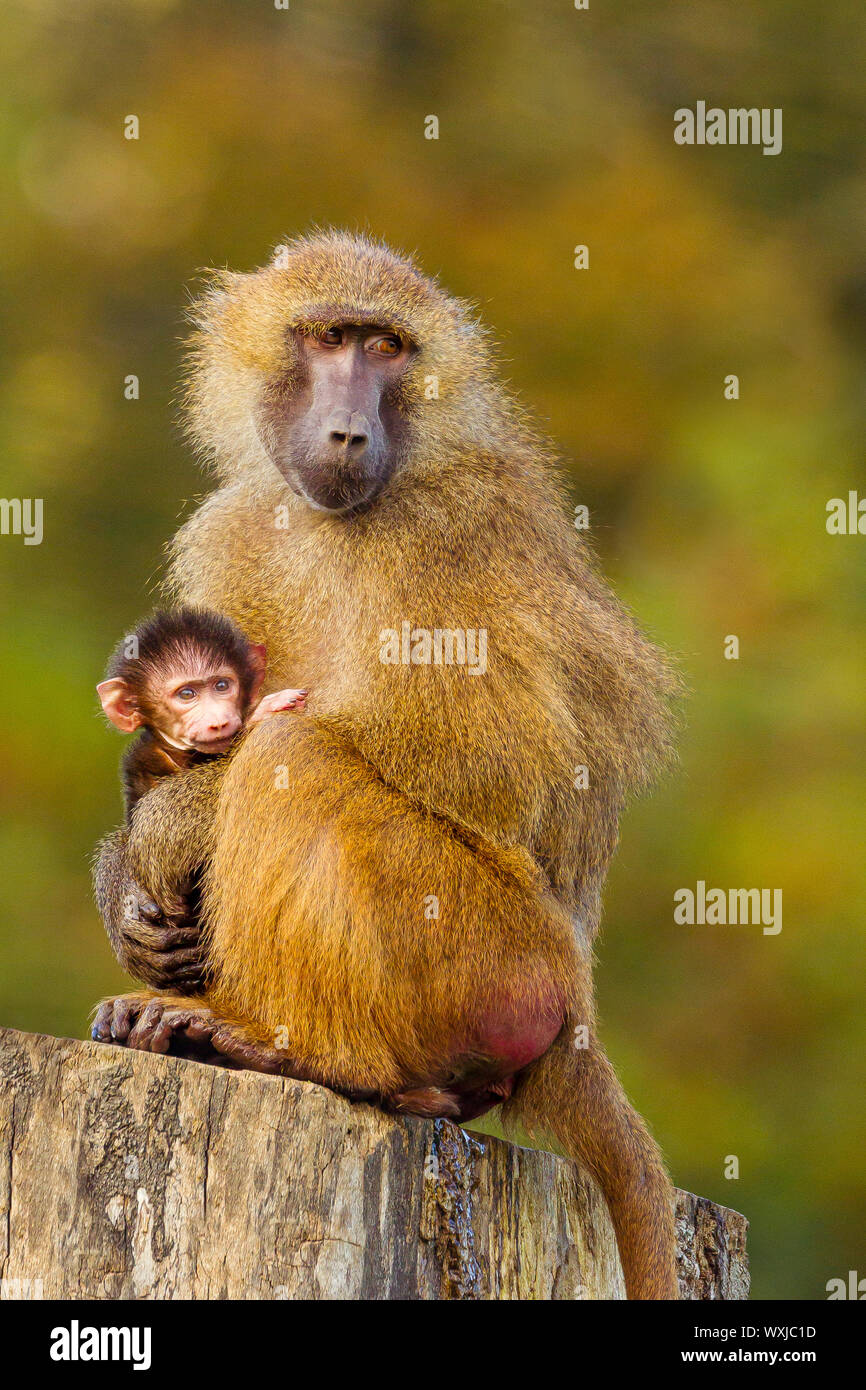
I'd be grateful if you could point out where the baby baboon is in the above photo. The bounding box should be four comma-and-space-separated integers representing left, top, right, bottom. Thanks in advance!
97, 606, 306, 820
93, 232, 681, 1298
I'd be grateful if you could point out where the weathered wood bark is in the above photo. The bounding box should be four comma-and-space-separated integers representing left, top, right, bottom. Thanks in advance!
0, 1027, 748, 1300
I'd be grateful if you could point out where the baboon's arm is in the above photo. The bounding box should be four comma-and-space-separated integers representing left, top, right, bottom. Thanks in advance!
93, 758, 228, 990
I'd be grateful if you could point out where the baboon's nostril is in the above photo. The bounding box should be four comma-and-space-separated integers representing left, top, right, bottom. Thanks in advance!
326, 412, 370, 452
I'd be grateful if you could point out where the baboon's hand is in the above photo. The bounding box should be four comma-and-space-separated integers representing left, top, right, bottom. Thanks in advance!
94, 764, 226, 987
94, 830, 206, 990
113, 878, 206, 991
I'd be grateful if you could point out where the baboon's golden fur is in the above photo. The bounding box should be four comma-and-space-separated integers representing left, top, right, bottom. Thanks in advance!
97, 231, 681, 1297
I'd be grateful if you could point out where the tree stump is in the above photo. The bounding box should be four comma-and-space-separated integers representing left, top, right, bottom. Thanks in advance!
0, 1027, 748, 1300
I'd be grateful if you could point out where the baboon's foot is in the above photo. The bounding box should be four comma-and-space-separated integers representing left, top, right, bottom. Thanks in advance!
92, 993, 142, 1046
91, 993, 285, 1073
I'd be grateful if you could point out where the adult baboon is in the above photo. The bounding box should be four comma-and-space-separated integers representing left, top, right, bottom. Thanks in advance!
94, 231, 680, 1298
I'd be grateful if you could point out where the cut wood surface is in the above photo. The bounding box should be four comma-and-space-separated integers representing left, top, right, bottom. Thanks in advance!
0, 1026, 748, 1300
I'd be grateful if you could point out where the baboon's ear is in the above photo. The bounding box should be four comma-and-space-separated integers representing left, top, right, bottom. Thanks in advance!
97, 679, 143, 733
247, 644, 268, 702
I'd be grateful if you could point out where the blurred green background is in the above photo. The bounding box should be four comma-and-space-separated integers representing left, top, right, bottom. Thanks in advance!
1, 0, 864, 1299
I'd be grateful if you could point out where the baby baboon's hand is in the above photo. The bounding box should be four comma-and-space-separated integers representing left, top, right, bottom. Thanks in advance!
247, 688, 308, 725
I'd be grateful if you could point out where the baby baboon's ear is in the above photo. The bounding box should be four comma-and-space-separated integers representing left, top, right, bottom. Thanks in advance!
247, 643, 268, 703
97, 679, 143, 733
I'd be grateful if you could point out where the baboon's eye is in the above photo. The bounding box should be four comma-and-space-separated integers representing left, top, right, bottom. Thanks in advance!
317, 327, 343, 347
176, 687, 197, 701
367, 334, 402, 357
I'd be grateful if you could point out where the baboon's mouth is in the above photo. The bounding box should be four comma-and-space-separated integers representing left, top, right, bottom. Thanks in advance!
292, 470, 386, 516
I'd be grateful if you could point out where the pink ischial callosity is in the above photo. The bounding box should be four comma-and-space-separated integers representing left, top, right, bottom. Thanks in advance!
389, 988, 565, 1123
470, 989, 566, 1074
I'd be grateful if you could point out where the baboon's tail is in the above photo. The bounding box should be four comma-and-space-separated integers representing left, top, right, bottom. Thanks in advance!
502, 1025, 679, 1300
